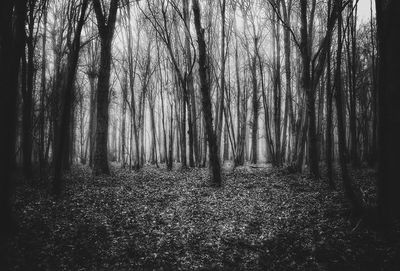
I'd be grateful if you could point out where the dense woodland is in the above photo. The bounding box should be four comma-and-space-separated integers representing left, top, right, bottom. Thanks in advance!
1, 0, 400, 269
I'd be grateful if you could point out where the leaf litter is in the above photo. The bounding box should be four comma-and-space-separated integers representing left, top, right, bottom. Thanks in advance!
3, 164, 400, 270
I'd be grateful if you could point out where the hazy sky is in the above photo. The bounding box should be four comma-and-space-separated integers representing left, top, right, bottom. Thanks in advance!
357, 0, 374, 23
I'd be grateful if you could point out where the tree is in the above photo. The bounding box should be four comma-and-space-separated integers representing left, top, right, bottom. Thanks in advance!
193, 0, 222, 186
270, 0, 341, 176
334, 0, 363, 214
325, 0, 335, 188
0, 0, 26, 237
325, 30, 334, 188
53, 0, 89, 196
139, 0, 197, 169
280, 0, 294, 165
38, 0, 49, 176
215, 0, 226, 162
376, 0, 400, 224
92, 0, 120, 175
183, 0, 200, 167
299, 0, 319, 178
272, 2, 282, 166
346, 0, 360, 168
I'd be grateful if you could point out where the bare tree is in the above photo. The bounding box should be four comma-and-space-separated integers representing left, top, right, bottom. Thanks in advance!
376, 0, 400, 225
92, 0, 119, 175
193, 0, 222, 186
53, 0, 89, 196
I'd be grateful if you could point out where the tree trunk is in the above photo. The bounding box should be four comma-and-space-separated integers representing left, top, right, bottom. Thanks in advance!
300, 0, 319, 178
88, 73, 97, 167
334, 4, 363, 213
281, 0, 294, 165
193, 0, 222, 186
326, 44, 335, 188
251, 52, 259, 164
216, 0, 226, 162
234, 20, 243, 166
22, 7, 36, 179
0, 0, 26, 237
272, 10, 282, 166
167, 103, 174, 170
93, 38, 112, 175
183, 0, 197, 167
376, 0, 400, 224
39, 3, 48, 175
369, 0, 377, 167
121, 72, 127, 167
92, 0, 119, 175
348, 2, 359, 168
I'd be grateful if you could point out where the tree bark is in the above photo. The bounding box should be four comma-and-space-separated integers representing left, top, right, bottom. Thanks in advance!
193, 0, 222, 186
272, 9, 282, 166
39, 2, 48, 175
376, 0, 400, 224
334, 3, 363, 213
325, 43, 335, 188
300, 0, 319, 178
22, 1, 37, 179
251, 52, 259, 164
92, 0, 119, 175
216, 0, 226, 162
0, 0, 26, 237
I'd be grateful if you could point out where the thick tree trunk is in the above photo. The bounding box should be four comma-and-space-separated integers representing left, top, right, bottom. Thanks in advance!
369, 0, 377, 167
92, 0, 119, 175
93, 38, 112, 175
0, 0, 26, 237
193, 0, 222, 186
376, 0, 400, 223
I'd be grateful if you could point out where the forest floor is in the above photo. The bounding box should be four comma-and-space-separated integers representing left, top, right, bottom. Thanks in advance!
2, 163, 400, 270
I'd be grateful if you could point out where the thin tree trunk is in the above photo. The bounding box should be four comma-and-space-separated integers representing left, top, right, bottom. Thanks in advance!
251, 52, 259, 164
23, 7, 36, 179
216, 0, 226, 161
326, 43, 335, 188
334, 5, 363, 213
39, 3, 48, 175
53, 0, 88, 195
300, 0, 319, 177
